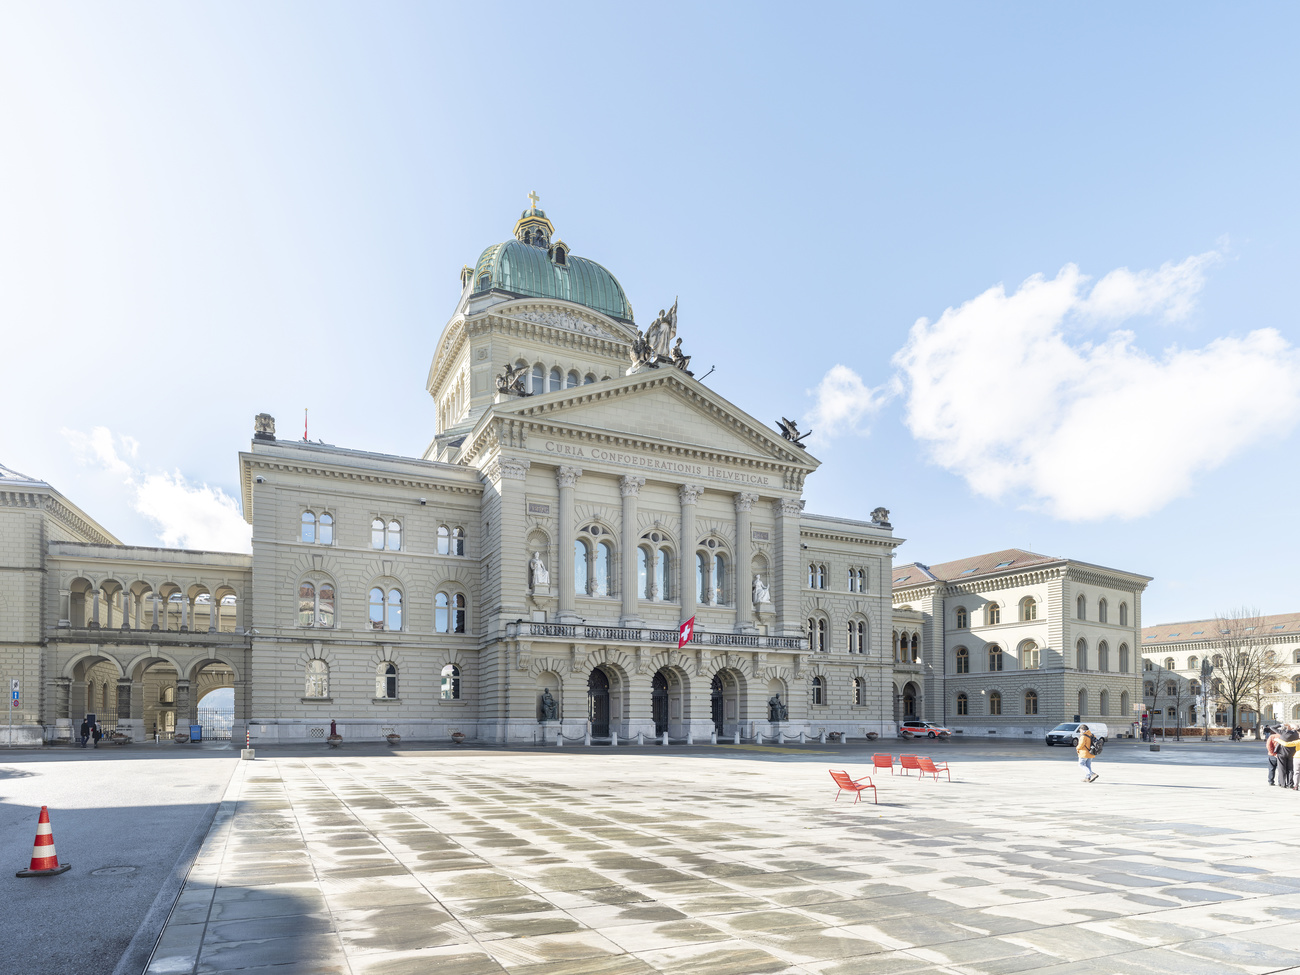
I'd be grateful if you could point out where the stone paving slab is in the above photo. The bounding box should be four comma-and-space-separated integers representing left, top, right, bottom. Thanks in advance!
144, 742, 1300, 974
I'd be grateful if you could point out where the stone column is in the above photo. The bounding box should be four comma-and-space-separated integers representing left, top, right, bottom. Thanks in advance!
678, 485, 703, 625
180, 596, 189, 632
58, 590, 71, 627
151, 594, 160, 631
734, 492, 758, 632
134, 593, 144, 629
175, 680, 191, 731
620, 476, 645, 626
208, 598, 218, 633
773, 497, 805, 637
91, 589, 101, 628
121, 592, 130, 630
116, 678, 132, 720
556, 467, 582, 623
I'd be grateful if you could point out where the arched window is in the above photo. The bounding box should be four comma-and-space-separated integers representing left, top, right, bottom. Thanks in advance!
989, 691, 1002, 716
372, 518, 385, 549
1098, 599, 1108, 623
1098, 641, 1110, 672
583, 373, 596, 385
806, 617, 826, 652
438, 526, 450, 554
1020, 597, 1037, 621
857, 620, 867, 654
297, 582, 335, 628
161, 685, 175, 704
1145, 680, 1155, 698
531, 362, 545, 393
853, 677, 865, 706
1024, 690, 1038, 715
1188, 655, 1198, 671
387, 520, 401, 551
817, 564, 826, 589
697, 553, 709, 603
808, 564, 817, 588
436, 592, 467, 633
639, 546, 652, 598
956, 692, 969, 716
955, 606, 968, 629
1119, 644, 1129, 672
1076, 638, 1088, 671
713, 554, 727, 604
847, 620, 866, 653
1120, 690, 1130, 714
1292, 676, 1300, 693
594, 540, 613, 596
988, 645, 1003, 672
305, 659, 329, 699
477, 272, 490, 291
1213, 654, 1224, 668
1077, 594, 1087, 619
987, 603, 1001, 626
301, 511, 316, 543
1164, 657, 1175, 670
1189, 680, 1201, 697
656, 547, 671, 600
1165, 680, 1177, 696
376, 663, 398, 700
1022, 642, 1040, 670
1119, 602, 1128, 626
441, 664, 460, 701
955, 647, 969, 674
1144, 658, 1153, 671
372, 519, 400, 550
369, 587, 402, 631
566, 370, 579, 388
549, 367, 563, 392
1100, 689, 1110, 715
811, 676, 825, 706
319, 513, 333, 545
1077, 688, 1087, 716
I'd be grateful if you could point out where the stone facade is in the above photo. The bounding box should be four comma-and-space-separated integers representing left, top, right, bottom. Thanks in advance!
892, 549, 1151, 737
0, 205, 907, 745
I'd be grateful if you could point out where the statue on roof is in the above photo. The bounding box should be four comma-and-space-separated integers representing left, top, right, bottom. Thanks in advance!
495, 362, 527, 396
627, 298, 683, 375
645, 298, 678, 359
670, 338, 693, 376
777, 417, 811, 447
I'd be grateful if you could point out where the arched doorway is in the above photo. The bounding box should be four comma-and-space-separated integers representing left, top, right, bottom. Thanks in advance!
588, 668, 610, 737
710, 674, 723, 735
652, 671, 668, 736
902, 681, 919, 719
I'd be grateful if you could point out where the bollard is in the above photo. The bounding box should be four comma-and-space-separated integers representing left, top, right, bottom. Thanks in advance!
584, 729, 591, 746
778, 730, 785, 745
557, 729, 563, 747
662, 731, 669, 747
799, 731, 806, 744
611, 730, 618, 747
734, 730, 740, 745
241, 748, 255, 760
636, 731, 644, 746
1150, 744, 1160, 752
710, 730, 717, 745
841, 733, 848, 745
686, 731, 693, 745
819, 730, 826, 744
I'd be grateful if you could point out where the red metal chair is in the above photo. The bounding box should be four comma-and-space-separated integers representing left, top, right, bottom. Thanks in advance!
872, 753, 895, 774
899, 754, 922, 775
829, 769, 877, 804
917, 757, 951, 781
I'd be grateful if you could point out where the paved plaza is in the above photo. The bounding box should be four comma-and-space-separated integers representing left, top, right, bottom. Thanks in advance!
130, 738, 1300, 975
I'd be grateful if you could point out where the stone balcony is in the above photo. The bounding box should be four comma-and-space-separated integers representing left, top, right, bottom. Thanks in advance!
47, 626, 252, 647
505, 621, 806, 651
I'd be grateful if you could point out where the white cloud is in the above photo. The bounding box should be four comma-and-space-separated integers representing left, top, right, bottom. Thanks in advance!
62, 426, 251, 552
892, 257, 1300, 520
804, 364, 890, 441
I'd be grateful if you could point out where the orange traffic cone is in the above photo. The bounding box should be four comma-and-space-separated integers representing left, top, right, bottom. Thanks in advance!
16, 806, 71, 877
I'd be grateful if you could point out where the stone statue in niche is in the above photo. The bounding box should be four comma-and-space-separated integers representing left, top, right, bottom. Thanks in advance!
529, 552, 550, 589
767, 693, 788, 723
539, 687, 559, 722
777, 417, 811, 448
752, 574, 771, 605
495, 362, 527, 396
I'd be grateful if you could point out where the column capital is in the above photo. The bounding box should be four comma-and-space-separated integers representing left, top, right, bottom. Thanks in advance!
678, 483, 704, 505
774, 497, 805, 517
620, 475, 646, 497
556, 466, 583, 489
734, 492, 759, 512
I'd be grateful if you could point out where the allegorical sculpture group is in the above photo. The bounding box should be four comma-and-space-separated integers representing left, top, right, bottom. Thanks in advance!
628, 298, 693, 376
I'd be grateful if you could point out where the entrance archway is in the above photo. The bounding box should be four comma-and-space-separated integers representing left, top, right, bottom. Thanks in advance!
710, 668, 746, 736
711, 674, 723, 734
903, 681, 919, 719
588, 668, 610, 737
652, 671, 668, 736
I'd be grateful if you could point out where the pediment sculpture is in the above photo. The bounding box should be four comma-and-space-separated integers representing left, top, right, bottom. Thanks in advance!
777, 416, 811, 448
495, 362, 528, 396
628, 298, 693, 376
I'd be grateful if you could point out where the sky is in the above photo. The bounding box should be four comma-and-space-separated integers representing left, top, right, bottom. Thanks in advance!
2, 3, 1298, 626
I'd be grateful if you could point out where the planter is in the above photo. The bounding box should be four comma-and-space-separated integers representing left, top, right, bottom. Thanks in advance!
385, 734, 401, 746
327, 734, 343, 749
173, 732, 190, 744
450, 732, 466, 745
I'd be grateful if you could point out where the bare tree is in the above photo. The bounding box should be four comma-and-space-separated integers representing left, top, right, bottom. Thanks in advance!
1212, 608, 1287, 736
1143, 663, 1167, 740
1165, 671, 1189, 741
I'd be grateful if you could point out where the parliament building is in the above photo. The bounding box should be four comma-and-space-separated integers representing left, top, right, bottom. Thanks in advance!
1, 202, 915, 745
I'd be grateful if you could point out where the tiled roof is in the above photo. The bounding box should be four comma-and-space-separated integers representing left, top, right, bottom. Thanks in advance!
893, 549, 1060, 589
1143, 611, 1300, 644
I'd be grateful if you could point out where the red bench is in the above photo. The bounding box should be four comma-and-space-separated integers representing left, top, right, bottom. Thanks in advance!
828, 769, 877, 804
872, 753, 895, 774
917, 757, 950, 781
898, 754, 922, 775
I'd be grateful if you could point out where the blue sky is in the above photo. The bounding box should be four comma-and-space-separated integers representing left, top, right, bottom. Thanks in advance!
3, 3, 1298, 625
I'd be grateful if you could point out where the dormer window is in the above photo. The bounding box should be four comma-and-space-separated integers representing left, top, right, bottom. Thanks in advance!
552, 242, 568, 265
476, 272, 490, 292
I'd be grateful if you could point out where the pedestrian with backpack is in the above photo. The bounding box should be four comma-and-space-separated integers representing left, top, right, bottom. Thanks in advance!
1077, 723, 1099, 783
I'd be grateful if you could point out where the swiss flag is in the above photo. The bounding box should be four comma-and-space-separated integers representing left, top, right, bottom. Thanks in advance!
678, 616, 695, 649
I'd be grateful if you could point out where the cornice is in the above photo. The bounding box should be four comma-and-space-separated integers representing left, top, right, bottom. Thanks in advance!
245, 457, 483, 496
940, 566, 1066, 597
0, 490, 118, 545
799, 526, 900, 549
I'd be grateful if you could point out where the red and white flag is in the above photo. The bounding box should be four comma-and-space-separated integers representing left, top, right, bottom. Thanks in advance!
678, 615, 695, 649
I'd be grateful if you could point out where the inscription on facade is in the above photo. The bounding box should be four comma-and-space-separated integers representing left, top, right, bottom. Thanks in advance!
541, 440, 771, 486
751, 529, 770, 541
527, 502, 551, 515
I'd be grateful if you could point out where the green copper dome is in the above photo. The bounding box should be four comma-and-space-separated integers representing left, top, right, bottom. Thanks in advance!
470, 206, 633, 322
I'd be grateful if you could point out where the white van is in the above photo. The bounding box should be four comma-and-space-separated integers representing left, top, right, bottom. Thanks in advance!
1045, 722, 1109, 747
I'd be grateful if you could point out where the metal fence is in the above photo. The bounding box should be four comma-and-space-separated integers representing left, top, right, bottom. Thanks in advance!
195, 707, 233, 740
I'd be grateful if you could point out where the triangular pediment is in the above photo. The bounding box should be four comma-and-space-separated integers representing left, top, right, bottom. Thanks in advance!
482, 368, 818, 470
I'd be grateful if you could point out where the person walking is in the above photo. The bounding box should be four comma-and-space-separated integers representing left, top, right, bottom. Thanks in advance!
1266, 726, 1280, 786
1077, 723, 1099, 782
1277, 725, 1300, 788
79, 718, 89, 748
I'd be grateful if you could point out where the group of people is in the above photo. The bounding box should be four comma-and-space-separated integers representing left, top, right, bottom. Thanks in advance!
1265, 725, 1300, 787
78, 718, 102, 748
